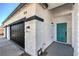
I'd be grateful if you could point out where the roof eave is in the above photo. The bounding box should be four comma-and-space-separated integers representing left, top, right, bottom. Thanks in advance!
2, 3, 26, 25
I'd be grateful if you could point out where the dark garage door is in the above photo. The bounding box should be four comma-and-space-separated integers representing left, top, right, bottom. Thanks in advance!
10, 22, 24, 48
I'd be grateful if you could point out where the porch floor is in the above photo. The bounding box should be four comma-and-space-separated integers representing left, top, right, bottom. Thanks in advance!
44, 41, 74, 56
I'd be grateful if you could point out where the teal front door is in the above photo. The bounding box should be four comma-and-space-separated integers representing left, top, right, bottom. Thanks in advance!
57, 23, 67, 43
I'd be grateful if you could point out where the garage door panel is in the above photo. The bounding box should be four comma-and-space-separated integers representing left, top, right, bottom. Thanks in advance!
10, 22, 24, 48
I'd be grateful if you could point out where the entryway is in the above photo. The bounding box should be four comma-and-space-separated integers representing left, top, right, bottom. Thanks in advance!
45, 42, 73, 56
57, 23, 67, 43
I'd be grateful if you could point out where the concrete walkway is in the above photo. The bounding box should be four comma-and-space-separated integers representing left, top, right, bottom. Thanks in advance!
45, 42, 74, 56
0, 38, 24, 56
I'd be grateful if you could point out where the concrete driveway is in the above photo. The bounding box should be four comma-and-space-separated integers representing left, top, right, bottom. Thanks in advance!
0, 38, 24, 56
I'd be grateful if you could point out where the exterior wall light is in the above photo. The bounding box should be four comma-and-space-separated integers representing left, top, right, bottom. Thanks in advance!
40, 3, 48, 9
24, 11, 27, 14
51, 22, 53, 24
26, 26, 30, 32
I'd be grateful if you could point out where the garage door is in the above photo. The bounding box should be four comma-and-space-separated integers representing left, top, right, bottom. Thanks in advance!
10, 22, 24, 48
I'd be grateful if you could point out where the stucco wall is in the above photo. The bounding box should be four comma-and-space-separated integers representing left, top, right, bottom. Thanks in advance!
0, 28, 4, 38
72, 3, 78, 56
51, 4, 72, 44
25, 20, 37, 55
35, 4, 72, 53
3, 4, 36, 27
0, 28, 4, 35
52, 4, 72, 17
52, 14, 72, 44
78, 3, 79, 56
36, 20, 45, 52
36, 4, 53, 52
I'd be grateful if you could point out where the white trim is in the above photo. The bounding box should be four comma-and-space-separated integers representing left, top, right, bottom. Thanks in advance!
7, 26, 10, 40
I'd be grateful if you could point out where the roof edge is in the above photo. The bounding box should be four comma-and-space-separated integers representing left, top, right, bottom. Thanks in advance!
2, 3, 26, 25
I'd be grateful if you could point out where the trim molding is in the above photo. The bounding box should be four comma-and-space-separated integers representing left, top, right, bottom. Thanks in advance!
26, 15, 44, 22
4, 15, 44, 27
5, 17, 26, 27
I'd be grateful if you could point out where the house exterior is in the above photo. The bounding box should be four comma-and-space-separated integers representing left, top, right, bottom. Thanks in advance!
2, 3, 79, 56
0, 26, 4, 38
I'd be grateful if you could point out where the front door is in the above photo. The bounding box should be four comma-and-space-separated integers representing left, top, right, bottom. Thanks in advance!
57, 23, 67, 43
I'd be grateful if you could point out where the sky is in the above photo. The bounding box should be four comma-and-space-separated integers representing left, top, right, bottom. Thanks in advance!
0, 3, 19, 26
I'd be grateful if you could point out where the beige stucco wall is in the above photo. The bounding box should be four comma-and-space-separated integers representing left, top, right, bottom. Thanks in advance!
72, 3, 78, 56
78, 4, 79, 56
36, 4, 53, 52
52, 14, 72, 44
52, 4, 72, 17
3, 4, 36, 26
0, 27, 4, 38
51, 4, 72, 44
25, 20, 37, 55
35, 4, 72, 53
0, 28, 4, 34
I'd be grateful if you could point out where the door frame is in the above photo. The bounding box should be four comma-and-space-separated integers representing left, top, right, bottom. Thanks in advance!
56, 22, 67, 44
